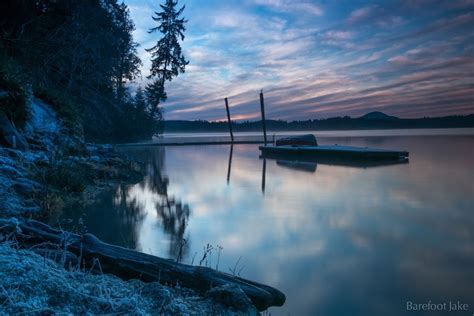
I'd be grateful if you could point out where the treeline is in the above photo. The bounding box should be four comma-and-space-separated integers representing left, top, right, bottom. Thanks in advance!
164, 114, 474, 132
0, 0, 162, 141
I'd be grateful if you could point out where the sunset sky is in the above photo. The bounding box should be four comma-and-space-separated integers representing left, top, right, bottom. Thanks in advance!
125, 0, 474, 121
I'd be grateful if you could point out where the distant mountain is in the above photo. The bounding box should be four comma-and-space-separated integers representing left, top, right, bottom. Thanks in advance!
359, 111, 399, 120
164, 113, 474, 133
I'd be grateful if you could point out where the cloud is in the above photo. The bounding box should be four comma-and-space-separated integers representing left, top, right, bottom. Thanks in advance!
212, 11, 257, 28
388, 55, 420, 65
324, 31, 354, 41
124, 0, 474, 120
348, 5, 377, 24
347, 4, 405, 28
253, 0, 323, 16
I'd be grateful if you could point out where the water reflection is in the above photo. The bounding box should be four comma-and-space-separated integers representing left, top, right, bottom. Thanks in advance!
263, 152, 409, 168
276, 160, 317, 173
110, 184, 146, 247
61, 147, 192, 260
123, 147, 191, 258
227, 144, 233, 184
63, 132, 474, 316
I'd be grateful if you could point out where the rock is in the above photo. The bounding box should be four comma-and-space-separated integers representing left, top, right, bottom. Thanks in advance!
24, 99, 58, 135
0, 147, 45, 216
89, 155, 101, 163
0, 111, 29, 150
11, 177, 43, 195
59, 135, 87, 156
20, 98, 62, 153
0, 164, 25, 178
97, 144, 113, 154
85, 145, 98, 155
66, 156, 80, 162
205, 284, 258, 314
275, 134, 318, 146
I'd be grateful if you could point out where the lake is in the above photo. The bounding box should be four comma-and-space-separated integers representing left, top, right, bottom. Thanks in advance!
61, 129, 474, 315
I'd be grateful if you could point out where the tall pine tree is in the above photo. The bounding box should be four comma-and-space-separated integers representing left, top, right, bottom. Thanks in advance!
113, 3, 142, 106
146, 0, 188, 114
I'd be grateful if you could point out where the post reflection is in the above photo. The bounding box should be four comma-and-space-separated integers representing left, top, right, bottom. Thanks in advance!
227, 144, 233, 184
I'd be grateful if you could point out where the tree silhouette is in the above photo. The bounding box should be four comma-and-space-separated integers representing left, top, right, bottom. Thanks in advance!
146, 0, 189, 113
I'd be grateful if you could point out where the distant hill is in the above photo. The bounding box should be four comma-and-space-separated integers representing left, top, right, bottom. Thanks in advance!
164, 113, 474, 133
359, 111, 399, 120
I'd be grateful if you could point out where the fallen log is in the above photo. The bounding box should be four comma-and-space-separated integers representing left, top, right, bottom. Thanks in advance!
0, 218, 285, 311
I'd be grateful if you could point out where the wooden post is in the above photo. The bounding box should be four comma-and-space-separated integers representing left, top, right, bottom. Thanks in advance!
224, 98, 234, 142
259, 90, 267, 145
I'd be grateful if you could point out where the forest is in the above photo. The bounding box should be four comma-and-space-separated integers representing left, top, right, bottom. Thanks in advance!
0, 0, 179, 141
164, 113, 474, 133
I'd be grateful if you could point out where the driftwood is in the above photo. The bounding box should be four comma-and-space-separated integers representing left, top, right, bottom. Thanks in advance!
0, 218, 285, 311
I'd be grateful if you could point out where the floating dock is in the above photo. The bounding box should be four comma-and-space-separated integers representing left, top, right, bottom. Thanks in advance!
260, 144, 409, 163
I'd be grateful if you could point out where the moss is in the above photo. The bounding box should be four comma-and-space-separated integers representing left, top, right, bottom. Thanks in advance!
0, 54, 29, 128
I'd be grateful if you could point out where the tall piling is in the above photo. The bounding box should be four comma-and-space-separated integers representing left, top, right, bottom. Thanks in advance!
224, 98, 234, 142
259, 90, 267, 145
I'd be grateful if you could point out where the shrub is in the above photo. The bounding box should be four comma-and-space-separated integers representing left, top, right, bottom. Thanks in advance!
40, 192, 66, 220
39, 160, 92, 193
0, 54, 29, 128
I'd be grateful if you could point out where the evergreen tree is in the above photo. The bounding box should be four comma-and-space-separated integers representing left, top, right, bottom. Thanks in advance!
132, 86, 163, 139
113, 3, 142, 105
134, 87, 147, 113
146, 0, 188, 112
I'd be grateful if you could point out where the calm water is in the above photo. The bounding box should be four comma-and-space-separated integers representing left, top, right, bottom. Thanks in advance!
62, 129, 474, 315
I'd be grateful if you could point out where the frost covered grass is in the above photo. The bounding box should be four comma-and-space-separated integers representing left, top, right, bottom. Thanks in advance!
0, 240, 153, 314
0, 240, 251, 315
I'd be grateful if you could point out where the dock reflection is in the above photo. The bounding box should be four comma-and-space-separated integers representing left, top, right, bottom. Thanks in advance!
276, 160, 317, 173
264, 154, 409, 169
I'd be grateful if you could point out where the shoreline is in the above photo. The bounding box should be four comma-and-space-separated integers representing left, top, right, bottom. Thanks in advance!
0, 141, 268, 314
0, 96, 281, 314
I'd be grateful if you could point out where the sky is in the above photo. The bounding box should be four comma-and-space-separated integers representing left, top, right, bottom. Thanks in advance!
124, 0, 474, 121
